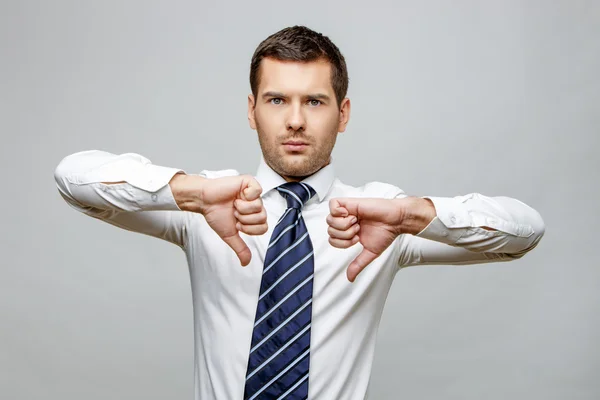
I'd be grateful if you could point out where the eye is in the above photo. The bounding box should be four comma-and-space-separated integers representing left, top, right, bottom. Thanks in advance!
270, 98, 284, 105
308, 99, 322, 107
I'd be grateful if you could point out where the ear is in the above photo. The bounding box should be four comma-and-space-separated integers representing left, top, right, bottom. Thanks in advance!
337, 98, 351, 133
248, 94, 257, 130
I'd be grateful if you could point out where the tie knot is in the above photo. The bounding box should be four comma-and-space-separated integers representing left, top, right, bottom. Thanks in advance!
277, 182, 316, 209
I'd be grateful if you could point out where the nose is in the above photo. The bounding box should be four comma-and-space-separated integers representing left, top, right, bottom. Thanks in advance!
285, 103, 306, 132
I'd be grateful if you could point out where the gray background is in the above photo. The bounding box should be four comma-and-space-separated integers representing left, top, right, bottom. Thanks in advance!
1, 0, 598, 399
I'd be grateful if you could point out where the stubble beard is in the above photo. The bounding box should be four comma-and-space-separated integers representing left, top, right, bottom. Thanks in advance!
256, 124, 338, 180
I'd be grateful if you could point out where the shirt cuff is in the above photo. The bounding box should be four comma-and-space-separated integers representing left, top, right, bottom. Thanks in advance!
127, 164, 186, 193
133, 178, 182, 211
416, 216, 464, 244
415, 196, 471, 244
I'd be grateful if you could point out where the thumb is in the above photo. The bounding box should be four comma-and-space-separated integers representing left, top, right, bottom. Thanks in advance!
329, 198, 349, 217
222, 232, 252, 266
331, 198, 360, 217
241, 177, 262, 201
347, 248, 378, 282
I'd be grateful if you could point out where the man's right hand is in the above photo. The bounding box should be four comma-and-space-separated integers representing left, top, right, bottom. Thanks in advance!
170, 173, 268, 266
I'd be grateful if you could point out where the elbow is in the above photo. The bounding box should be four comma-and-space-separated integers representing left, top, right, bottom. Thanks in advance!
54, 155, 71, 193
528, 208, 546, 249
510, 210, 546, 260
54, 153, 83, 195
53, 153, 98, 213
53, 151, 92, 201
53, 150, 98, 190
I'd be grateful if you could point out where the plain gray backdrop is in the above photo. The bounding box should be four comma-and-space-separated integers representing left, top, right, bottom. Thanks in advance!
1, 1, 598, 399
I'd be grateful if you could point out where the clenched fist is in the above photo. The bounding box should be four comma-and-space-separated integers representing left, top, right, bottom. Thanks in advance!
170, 173, 268, 266
327, 197, 436, 282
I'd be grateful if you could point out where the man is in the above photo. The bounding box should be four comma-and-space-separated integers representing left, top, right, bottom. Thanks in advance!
54, 25, 545, 400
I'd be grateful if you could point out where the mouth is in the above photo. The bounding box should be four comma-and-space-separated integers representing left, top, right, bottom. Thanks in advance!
282, 141, 309, 152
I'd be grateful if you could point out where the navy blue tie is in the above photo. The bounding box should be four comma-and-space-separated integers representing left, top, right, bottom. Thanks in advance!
244, 182, 317, 400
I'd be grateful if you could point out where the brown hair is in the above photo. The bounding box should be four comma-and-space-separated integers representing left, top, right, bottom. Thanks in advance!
249, 25, 349, 108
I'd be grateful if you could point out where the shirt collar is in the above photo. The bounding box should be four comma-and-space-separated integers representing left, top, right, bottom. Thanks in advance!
254, 155, 335, 203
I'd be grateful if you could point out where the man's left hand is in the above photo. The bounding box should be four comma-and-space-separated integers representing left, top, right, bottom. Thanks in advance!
326, 197, 436, 282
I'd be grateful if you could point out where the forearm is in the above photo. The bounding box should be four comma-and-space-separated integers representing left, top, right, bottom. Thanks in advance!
397, 197, 497, 235
394, 197, 437, 235
169, 173, 207, 213
396, 193, 545, 256
54, 150, 185, 213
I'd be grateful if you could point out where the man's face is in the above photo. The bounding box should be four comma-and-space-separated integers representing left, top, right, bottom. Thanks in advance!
248, 57, 350, 181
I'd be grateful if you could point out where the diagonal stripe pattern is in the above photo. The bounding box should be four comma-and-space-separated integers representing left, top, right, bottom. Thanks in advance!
244, 181, 316, 400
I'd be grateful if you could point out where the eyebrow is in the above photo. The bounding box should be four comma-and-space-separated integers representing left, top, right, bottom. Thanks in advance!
261, 91, 331, 101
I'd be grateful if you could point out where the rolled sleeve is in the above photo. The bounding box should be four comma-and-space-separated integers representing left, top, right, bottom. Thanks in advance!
415, 215, 464, 244
58, 150, 185, 212
414, 193, 543, 254
133, 179, 182, 211
54, 150, 190, 247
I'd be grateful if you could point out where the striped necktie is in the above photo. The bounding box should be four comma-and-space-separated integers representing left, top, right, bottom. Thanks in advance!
244, 181, 316, 400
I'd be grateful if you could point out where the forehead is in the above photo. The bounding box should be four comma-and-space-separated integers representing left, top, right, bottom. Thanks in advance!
258, 57, 334, 95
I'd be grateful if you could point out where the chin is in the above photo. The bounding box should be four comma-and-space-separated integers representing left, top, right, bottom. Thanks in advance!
284, 162, 321, 179
268, 158, 301, 176
265, 149, 326, 178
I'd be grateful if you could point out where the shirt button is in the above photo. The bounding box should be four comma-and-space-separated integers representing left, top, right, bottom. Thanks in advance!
450, 216, 456, 224
441, 231, 449, 237
151, 194, 158, 202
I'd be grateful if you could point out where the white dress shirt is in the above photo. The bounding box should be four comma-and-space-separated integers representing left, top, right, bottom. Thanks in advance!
54, 150, 545, 400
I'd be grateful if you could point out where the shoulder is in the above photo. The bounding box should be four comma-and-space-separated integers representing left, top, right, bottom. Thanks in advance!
329, 178, 408, 200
